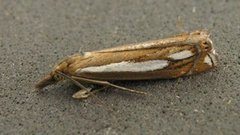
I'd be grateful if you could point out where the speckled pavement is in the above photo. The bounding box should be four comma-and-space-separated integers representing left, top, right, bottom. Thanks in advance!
0, 0, 239, 134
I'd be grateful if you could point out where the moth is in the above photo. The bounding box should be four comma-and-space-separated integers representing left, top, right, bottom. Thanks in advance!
36, 30, 218, 99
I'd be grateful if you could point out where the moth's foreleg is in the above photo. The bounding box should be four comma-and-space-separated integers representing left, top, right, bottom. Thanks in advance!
72, 88, 92, 99
72, 86, 109, 99
56, 71, 94, 99
71, 76, 148, 96
56, 71, 90, 91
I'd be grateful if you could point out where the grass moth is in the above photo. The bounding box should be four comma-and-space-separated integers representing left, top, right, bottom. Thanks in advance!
36, 30, 218, 99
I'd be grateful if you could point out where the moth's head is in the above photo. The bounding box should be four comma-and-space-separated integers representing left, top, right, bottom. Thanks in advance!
35, 61, 68, 90
35, 54, 82, 90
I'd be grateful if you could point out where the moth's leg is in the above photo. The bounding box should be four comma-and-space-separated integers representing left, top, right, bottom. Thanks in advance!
56, 71, 111, 99
72, 86, 109, 99
56, 71, 94, 99
72, 88, 92, 99
56, 71, 90, 90
71, 76, 148, 95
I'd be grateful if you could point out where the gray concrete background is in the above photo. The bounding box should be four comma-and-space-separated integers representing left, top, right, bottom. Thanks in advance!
0, 0, 239, 134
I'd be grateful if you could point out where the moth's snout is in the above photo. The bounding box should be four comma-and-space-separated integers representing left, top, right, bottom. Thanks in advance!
35, 60, 70, 90
35, 73, 58, 90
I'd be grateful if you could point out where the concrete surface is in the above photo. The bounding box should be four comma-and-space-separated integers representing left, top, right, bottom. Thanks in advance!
0, 0, 239, 134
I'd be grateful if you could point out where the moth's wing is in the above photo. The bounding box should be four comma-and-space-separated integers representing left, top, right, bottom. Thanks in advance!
87, 30, 208, 54
90, 36, 187, 53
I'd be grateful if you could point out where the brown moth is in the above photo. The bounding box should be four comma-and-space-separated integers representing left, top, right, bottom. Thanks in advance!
35, 30, 218, 99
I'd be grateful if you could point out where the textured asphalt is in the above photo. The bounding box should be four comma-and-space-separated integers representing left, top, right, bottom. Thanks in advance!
0, 0, 240, 134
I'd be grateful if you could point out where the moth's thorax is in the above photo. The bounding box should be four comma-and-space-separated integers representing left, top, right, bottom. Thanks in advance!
53, 55, 83, 74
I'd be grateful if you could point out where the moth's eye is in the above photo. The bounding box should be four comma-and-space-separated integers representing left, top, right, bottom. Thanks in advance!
54, 74, 63, 81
